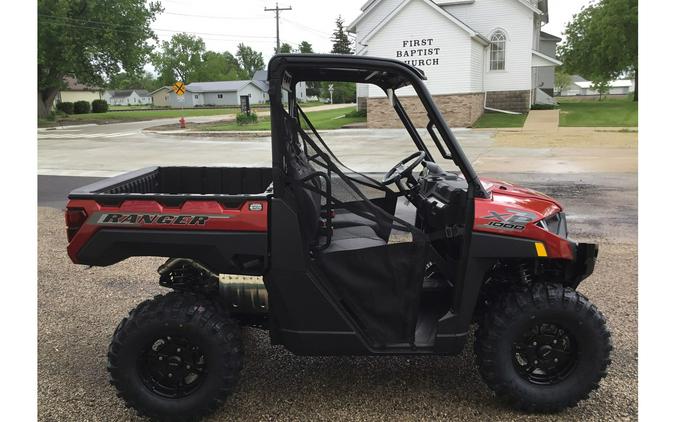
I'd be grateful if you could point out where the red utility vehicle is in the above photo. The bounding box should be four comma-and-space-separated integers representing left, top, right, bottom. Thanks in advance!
66, 55, 611, 422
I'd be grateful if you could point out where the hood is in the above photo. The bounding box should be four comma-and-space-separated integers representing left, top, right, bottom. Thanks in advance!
480, 177, 562, 219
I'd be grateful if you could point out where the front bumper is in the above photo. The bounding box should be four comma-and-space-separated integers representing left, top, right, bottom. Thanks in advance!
568, 241, 599, 287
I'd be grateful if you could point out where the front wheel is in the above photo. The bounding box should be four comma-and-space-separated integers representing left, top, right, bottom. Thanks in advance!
107, 292, 242, 421
475, 283, 612, 412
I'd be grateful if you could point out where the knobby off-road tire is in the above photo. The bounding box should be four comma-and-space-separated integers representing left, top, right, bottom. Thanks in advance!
475, 283, 612, 412
107, 292, 242, 422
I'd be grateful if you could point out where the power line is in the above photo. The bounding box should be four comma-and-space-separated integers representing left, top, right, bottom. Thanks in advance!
40, 15, 276, 39
264, 2, 292, 52
162, 11, 268, 20
280, 17, 332, 38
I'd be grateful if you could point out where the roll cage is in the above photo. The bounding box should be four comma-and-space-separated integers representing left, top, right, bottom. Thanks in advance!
267, 54, 488, 200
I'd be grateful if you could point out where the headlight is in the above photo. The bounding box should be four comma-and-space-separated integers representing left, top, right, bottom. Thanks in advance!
536, 212, 568, 238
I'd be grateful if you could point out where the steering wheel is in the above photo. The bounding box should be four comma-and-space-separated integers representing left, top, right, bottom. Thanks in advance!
382, 151, 426, 185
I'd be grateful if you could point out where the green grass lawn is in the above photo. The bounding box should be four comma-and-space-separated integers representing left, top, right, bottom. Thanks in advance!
473, 111, 527, 128
202, 106, 365, 131
558, 96, 638, 127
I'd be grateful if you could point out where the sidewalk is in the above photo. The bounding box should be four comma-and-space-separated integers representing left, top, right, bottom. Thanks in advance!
523, 109, 560, 130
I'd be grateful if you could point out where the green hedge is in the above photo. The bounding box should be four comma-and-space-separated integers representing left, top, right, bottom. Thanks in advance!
73, 100, 91, 114
236, 112, 258, 125
56, 101, 74, 115
530, 103, 558, 110
91, 99, 109, 113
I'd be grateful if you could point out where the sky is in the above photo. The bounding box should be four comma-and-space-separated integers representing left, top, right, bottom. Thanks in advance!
146, 0, 593, 74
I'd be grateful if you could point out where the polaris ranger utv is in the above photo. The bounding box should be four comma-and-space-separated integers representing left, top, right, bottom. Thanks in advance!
65, 54, 611, 421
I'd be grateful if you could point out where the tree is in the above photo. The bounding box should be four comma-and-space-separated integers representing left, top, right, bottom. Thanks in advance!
558, 0, 638, 100
554, 68, 572, 95
298, 41, 314, 54
152, 33, 206, 85
236, 44, 265, 78
37, 0, 162, 117
296, 41, 319, 95
193, 51, 245, 82
108, 71, 160, 92
277, 42, 293, 54
591, 80, 610, 101
330, 16, 353, 54
320, 81, 356, 104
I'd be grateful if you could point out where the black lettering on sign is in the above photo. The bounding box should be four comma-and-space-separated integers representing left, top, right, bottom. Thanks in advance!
396, 38, 440, 67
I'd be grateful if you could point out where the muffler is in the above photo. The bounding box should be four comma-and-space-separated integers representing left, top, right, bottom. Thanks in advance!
157, 258, 268, 315
218, 274, 269, 314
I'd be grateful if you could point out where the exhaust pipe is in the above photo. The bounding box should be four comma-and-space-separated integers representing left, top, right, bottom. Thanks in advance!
158, 258, 269, 314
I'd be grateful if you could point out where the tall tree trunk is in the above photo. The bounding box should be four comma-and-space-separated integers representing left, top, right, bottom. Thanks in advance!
38, 87, 59, 118
633, 68, 638, 101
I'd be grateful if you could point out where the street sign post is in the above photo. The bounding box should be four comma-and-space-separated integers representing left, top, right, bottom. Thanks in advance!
328, 84, 334, 104
172, 81, 186, 96
173, 81, 186, 128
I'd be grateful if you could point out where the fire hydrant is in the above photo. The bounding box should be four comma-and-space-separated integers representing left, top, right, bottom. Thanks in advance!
179, 116, 186, 129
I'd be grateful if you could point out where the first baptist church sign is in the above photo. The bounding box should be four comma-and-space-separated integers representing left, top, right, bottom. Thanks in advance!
395, 38, 440, 67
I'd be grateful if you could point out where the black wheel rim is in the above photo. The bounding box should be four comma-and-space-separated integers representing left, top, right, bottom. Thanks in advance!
138, 335, 207, 398
512, 322, 578, 385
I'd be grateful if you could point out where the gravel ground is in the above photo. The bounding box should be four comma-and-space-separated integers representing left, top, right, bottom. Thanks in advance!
38, 205, 637, 421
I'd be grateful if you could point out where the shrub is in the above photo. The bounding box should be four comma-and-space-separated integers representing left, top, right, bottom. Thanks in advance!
56, 101, 74, 115
236, 112, 258, 125
73, 100, 91, 114
346, 109, 367, 118
91, 99, 109, 113
530, 103, 558, 110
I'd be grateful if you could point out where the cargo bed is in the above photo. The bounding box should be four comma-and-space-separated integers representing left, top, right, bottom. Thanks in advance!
66, 166, 273, 275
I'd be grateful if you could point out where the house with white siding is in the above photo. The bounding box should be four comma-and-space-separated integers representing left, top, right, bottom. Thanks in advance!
150, 80, 268, 108
103, 89, 152, 106
348, 0, 561, 127
559, 75, 635, 97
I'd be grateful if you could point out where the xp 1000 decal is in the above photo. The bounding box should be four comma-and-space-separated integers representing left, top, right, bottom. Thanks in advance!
480, 209, 536, 231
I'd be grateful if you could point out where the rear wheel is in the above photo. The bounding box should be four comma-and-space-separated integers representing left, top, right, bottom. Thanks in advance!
475, 283, 611, 412
108, 292, 242, 421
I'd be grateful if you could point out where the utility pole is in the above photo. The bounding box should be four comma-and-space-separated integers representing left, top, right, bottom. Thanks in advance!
265, 2, 292, 53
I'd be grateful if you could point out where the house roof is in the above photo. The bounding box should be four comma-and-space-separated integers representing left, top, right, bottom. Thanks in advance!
540, 30, 562, 42
186, 80, 268, 93
531, 50, 562, 66
108, 89, 152, 98
350, 0, 544, 33
150, 86, 171, 95
252, 70, 268, 81
575, 80, 633, 89
110, 90, 134, 98
360, 0, 489, 45
63, 76, 102, 91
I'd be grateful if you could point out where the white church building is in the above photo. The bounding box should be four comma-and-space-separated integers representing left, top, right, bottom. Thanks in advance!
348, 0, 561, 127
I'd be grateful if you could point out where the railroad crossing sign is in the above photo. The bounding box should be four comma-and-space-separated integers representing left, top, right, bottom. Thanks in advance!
172, 81, 186, 96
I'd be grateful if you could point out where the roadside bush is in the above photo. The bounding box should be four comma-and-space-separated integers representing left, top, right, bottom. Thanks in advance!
530, 103, 558, 110
91, 99, 109, 113
56, 101, 74, 115
346, 109, 367, 118
236, 112, 258, 125
73, 100, 91, 114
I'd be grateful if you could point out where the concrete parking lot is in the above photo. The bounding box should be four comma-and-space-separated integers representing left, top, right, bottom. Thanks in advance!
38, 124, 637, 421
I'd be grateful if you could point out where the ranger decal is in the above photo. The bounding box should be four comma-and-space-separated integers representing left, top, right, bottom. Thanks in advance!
94, 213, 231, 226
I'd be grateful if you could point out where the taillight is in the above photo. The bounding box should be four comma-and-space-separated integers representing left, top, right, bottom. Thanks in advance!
66, 208, 87, 242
